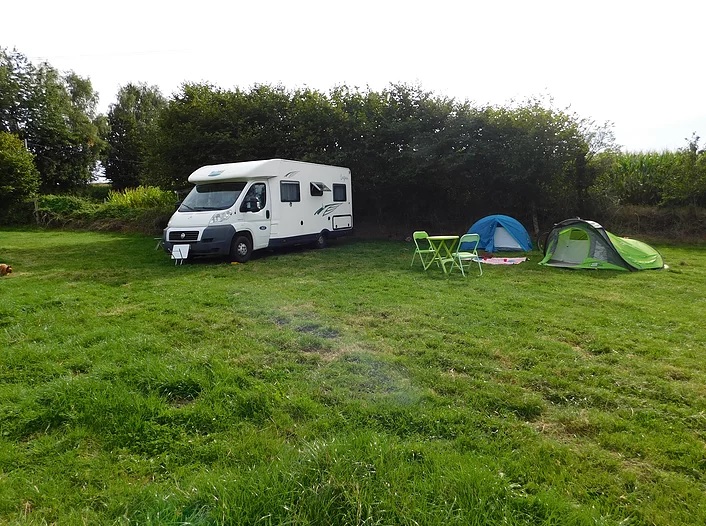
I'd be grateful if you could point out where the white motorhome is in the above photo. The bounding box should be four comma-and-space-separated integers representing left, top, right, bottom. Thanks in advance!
162, 159, 353, 262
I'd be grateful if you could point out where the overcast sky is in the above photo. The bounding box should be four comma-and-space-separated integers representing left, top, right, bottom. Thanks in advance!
4, 0, 705, 152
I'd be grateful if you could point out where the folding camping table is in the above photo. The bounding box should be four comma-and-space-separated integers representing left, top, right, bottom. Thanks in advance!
426, 235, 459, 275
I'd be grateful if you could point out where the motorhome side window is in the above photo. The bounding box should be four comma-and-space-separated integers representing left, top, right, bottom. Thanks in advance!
310, 182, 330, 197
240, 183, 266, 213
280, 181, 300, 202
333, 183, 347, 202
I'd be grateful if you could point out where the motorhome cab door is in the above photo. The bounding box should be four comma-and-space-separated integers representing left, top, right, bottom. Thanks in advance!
239, 181, 270, 249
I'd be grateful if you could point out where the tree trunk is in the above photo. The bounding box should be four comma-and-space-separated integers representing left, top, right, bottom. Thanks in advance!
530, 201, 539, 236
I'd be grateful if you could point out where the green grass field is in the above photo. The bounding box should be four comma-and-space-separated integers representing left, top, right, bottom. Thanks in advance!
1, 229, 705, 525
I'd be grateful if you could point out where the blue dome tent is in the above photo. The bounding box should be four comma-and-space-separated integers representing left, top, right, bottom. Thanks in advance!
460, 215, 532, 252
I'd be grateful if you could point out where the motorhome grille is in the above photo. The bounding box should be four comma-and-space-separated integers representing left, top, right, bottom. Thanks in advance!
169, 231, 199, 242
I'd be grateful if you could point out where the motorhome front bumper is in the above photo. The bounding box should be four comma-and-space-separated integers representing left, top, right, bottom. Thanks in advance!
162, 225, 234, 256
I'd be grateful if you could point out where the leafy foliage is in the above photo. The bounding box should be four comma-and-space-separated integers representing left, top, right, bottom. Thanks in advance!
0, 47, 105, 192
105, 83, 166, 189
0, 131, 39, 210
106, 185, 176, 209
3, 46, 704, 234
33, 188, 175, 232
34, 194, 99, 222
148, 84, 602, 230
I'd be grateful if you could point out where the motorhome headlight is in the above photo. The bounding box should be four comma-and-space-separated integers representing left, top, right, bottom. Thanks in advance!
209, 209, 233, 224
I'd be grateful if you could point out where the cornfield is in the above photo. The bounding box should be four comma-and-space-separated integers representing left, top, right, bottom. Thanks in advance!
595, 137, 706, 207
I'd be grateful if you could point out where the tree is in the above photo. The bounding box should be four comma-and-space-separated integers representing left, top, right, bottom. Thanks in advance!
0, 49, 34, 138
150, 83, 239, 189
481, 100, 591, 230
0, 47, 105, 193
0, 131, 40, 209
286, 87, 343, 162
145, 81, 616, 230
152, 83, 298, 189
329, 83, 462, 223
105, 83, 166, 189
575, 118, 619, 214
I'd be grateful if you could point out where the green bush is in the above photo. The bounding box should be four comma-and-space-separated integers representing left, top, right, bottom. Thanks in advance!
106, 186, 177, 210
33, 195, 99, 226
0, 199, 35, 225
36, 195, 98, 216
32, 189, 175, 234
0, 132, 40, 222
76, 183, 112, 202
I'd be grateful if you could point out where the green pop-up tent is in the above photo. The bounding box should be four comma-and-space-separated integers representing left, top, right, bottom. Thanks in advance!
539, 218, 664, 271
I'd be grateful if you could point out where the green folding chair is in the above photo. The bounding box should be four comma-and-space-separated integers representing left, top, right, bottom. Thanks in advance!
411, 231, 436, 269
449, 233, 483, 276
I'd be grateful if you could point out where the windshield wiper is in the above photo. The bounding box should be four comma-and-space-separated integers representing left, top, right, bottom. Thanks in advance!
180, 204, 223, 211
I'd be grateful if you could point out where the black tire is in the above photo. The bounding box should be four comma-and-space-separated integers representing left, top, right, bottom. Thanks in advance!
230, 234, 253, 263
314, 231, 327, 249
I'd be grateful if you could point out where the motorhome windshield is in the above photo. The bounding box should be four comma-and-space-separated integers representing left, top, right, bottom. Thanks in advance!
179, 182, 246, 212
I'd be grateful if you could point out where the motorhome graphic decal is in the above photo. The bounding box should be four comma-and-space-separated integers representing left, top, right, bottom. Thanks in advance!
314, 203, 343, 216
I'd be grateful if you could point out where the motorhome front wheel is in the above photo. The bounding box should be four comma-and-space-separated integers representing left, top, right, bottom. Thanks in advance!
230, 235, 253, 263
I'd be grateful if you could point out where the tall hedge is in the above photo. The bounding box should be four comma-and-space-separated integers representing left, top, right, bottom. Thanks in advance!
146, 84, 597, 231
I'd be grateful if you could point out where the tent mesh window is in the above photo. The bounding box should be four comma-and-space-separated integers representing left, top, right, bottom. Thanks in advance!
593, 236, 630, 268
591, 238, 610, 261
